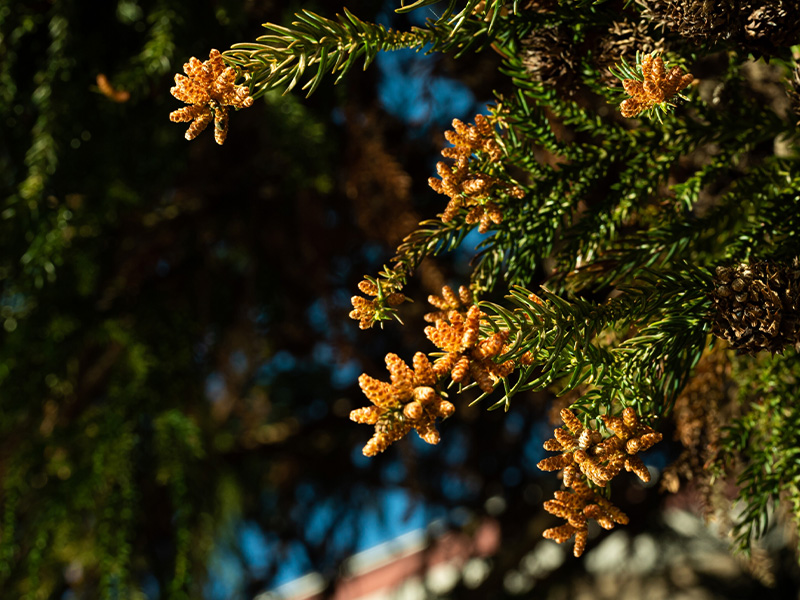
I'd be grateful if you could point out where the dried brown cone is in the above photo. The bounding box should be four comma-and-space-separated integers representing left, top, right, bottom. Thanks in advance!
711, 260, 800, 354
637, 0, 800, 56
636, 0, 740, 47
671, 346, 729, 450
596, 20, 666, 86
169, 49, 254, 145
522, 25, 583, 98
661, 346, 730, 518
743, 3, 800, 51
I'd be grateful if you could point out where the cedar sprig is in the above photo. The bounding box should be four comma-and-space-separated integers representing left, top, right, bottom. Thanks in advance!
347, 217, 477, 331
223, 9, 429, 98
474, 271, 711, 414
349, 275, 409, 329
719, 349, 800, 557
609, 51, 693, 121
396, 0, 513, 37
349, 217, 474, 331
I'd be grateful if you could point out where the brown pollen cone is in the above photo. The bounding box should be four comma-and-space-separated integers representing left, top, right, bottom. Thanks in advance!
600, 407, 663, 483
538, 409, 626, 487
425, 284, 473, 323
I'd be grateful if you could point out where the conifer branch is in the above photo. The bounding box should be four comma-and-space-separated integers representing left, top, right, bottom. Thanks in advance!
476, 268, 712, 412
396, 0, 517, 36
223, 9, 430, 97
222, 7, 499, 99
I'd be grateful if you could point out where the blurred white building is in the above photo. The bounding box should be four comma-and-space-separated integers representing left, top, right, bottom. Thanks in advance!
256, 519, 500, 600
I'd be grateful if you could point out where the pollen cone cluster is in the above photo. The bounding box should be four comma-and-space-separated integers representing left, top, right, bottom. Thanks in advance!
595, 20, 664, 86
600, 407, 663, 483
521, 25, 582, 98
169, 49, 254, 145
538, 408, 661, 487
619, 53, 693, 118
428, 115, 524, 233
711, 260, 800, 354
537, 409, 633, 557
349, 278, 406, 330
425, 304, 514, 393
351, 353, 454, 456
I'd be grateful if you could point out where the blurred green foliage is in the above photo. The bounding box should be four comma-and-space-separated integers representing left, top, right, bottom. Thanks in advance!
0, 1, 386, 597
